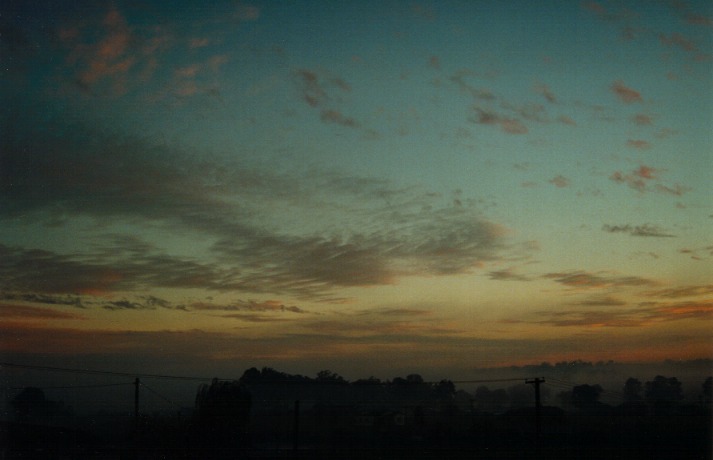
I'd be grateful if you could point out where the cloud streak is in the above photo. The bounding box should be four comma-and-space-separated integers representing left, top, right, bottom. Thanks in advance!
295, 68, 360, 129
507, 299, 713, 328
602, 224, 675, 238
469, 107, 528, 134
0, 303, 86, 320
610, 81, 643, 104
543, 271, 658, 289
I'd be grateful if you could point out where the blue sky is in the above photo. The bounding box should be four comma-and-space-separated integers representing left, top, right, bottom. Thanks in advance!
1, 0, 711, 380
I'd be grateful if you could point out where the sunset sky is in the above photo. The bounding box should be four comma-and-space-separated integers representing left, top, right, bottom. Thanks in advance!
1, 0, 712, 382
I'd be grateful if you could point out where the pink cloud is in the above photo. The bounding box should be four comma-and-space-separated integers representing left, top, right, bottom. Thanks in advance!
76, 7, 133, 86
429, 55, 441, 70
557, 115, 577, 126
0, 304, 86, 320
208, 54, 229, 72
175, 81, 199, 97
609, 165, 690, 196
297, 69, 328, 107
234, 4, 260, 21
631, 113, 653, 125
654, 183, 690, 196
470, 107, 528, 134
534, 83, 556, 103
320, 109, 359, 128
627, 139, 651, 150
582, 1, 608, 17
189, 37, 210, 49
610, 166, 652, 192
659, 33, 697, 52
610, 80, 643, 104
60, 5, 176, 97
634, 165, 656, 179
685, 13, 713, 26
500, 118, 528, 134
549, 175, 570, 188
175, 64, 201, 78
543, 271, 657, 289
295, 69, 361, 128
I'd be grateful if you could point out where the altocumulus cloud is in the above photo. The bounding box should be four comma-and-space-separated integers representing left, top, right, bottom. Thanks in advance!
1, 117, 509, 303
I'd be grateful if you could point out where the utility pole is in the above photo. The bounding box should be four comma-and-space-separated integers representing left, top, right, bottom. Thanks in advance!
293, 400, 300, 452
526, 378, 545, 445
134, 378, 140, 427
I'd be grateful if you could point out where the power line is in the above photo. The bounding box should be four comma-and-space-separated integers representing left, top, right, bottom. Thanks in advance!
451, 378, 529, 384
546, 377, 626, 398
10, 382, 133, 391
140, 382, 183, 409
2, 362, 530, 387
0, 362, 223, 382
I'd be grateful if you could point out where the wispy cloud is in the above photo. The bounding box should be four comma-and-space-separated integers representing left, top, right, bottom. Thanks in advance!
534, 83, 557, 103
0, 292, 84, 308
233, 3, 260, 21
299, 313, 460, 338
645, 285, 713, 299
469, 107, 528, 134
188, 37, 210, 49
658, 32, 698, 52
0, 303, 85, 320
220, 313, 293, 323
609, 165, 689, 196
684, 13, 713, 26
320, 109, 359, 127
631, 113, 654, 125
449, 70, 495, 101
610, 80, 643, 104
543, 271, 658, 289
295, 68, 359, 128
507, 299, 713, 328
654, 183, 690, 196
626, 139, 651, 150
557, 115, 577, 126
602, 224, 675, 238
488, 268, 532, 282
0, 118, 510, 302
575, 295, 627, 307
56, 5, 176, 97
0, 243, 240, 296
192, 299, 307, 314
548, 175, 570, 188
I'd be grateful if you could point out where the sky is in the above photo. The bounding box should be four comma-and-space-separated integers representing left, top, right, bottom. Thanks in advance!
1, 0, 712, 384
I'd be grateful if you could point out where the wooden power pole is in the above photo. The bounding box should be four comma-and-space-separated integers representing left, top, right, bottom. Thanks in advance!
526, 378, 545, 444
293, 400, 300, 452
134, 378, 140, 425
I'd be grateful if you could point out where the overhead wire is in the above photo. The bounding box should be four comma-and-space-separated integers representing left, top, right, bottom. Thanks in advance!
140, 382, 183, 409
10, 382, 133, 391
1, 362, 224, 382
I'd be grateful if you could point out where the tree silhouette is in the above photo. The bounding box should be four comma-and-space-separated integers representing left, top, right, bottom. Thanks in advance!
434, 380, 456, 400
623, 378, 643, 402
571, 384, 603, 410
316, 370, 346, 384
645, 375, 683, 415
701, 376, 712, 405
194, 379, 252, 447
11, 387, 70, 424
620, 377, 647, 415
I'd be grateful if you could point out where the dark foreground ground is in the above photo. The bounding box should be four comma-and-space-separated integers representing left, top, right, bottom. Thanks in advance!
2, 445, 711, 460
3, 412, 711, 460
